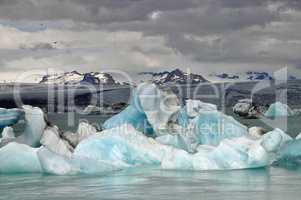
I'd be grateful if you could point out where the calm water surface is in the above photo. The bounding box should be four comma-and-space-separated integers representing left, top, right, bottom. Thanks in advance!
1, 167, 301, 200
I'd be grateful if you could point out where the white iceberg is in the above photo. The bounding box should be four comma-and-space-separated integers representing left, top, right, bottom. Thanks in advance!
37, 148, 78, 175
16, 105, 47, 147
40, 126, 74, 158
1, 127, 15, 139
264, 102, 294, 118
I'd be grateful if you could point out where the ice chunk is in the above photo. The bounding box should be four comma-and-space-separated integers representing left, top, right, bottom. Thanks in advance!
74, 124, 167, 168
136, 84, 180, 136
0, 108, 24, 129
161, 136, 272, 170
0, 142, 42, 173
77, 122, 97, 140
103, 83, 181, 137
60, 122, 98, 148
177, 100, 217, 128
37, 148, 78, 175
193, 111, 248, 145
248, 127, 267, 139
275, 139, 301, 168
103, 105, 154, 136
156, 134, 188, 151
16, 105, 46, 147
1, 127, 15, 139
296, 132, 301, 140
264, 102, 293, 118
261, 128, 292, 152
185, 100, 217, 118
38, 147, 120, 175
40, 126, 73, 158
75, 124, 278, 171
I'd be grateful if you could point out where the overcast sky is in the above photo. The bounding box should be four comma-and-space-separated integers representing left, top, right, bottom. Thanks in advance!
0, 0, 301, 81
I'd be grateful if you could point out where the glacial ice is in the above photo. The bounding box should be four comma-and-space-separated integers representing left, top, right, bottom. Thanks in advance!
0, 142, 42, 173
40, 126, 74, 158
1, 127, 15, 139
74, 124, 286, 171
192, 111, 248, 145
136, 83, 180, 136
0, 83, 298, 174
37, 148, 78, 175
264, 102, 294, 118
16, 105, 47, 147
0, 108, 24, 129
103, 104, 154, 136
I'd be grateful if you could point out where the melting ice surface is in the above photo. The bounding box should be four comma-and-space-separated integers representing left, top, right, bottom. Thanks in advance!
264, 102, 294, 118
0, 83, 299, 175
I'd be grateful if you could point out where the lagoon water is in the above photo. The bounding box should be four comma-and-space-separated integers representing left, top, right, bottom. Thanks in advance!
1, 167, 301, 200
2, 112, 301, 200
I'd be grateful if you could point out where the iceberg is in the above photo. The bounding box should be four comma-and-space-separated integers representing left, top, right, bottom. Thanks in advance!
74, 124, 286, 171
178, 100, 217, 128
16, 105, 47, 147
0, 84, 294, 174
103, 105, 154, 136
40, 126, 74, 158
104, 84, 248, 148
74, 124, 166, 168
264, 102, 294, 118
136, 84, 180, 136
37, 148, 79, 175
192, 111, 248, 145
274, 139, 301, 168
1, 127, 15, 139
0, 142, 42, 174
0, 108, 24, 129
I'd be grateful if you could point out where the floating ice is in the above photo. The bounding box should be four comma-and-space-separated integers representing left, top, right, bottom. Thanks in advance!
0, 142, 42, 173
264, 102, 293, 118
192, 111, 248, 145
0, 108, 24, 129
178, 100, 217, 128
1, 127, 15, 139
103, 104, 154, 136
136, 84, 180, 136
185, 99, 217, 117
37, 148, 78, 175
261, 128, 292, 152
103, 83, 181, 137
16, 106, 47, 147
0, 84, 295, 174
74, 124, 286, 171
248, 127, 267, 139
40, 126, 74, 158
74, 124, 165, 168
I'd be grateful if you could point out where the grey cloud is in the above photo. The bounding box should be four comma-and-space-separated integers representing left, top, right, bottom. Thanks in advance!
19, 42, 57, 51
0, 0, 301, 74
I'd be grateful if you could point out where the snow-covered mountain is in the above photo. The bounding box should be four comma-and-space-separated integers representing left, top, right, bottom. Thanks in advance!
40, 71, 118, 85
211, 71, 298, 82
139, 69, 208, 85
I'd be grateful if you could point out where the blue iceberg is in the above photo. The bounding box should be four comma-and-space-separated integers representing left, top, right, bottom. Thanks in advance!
0, 108, 24, 129
0, 142, 42, 174
0, 84, 296, 175
193, 111, 248, 145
